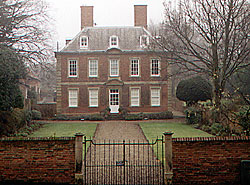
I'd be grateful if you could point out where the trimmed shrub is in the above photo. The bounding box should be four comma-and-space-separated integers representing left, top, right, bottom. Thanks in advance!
52, 114, 80, 121
88, 114, 104, 121
100, 107, 111, 119
52, 114, 70, 120
31, 110, 42, 120
51, 114, 104, 121
144, 111, 173, 119
176, 76, 212, 105
125, 114, 143, 121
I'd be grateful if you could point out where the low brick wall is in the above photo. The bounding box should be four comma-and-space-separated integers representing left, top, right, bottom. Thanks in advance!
172, 136, 250, 184
0, 137, 75, 184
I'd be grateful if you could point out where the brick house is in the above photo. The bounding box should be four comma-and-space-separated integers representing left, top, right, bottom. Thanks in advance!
20, 70, 41, 109
55, 5, 171, 115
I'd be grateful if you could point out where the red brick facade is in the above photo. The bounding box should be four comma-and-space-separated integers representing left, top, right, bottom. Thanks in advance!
134, 5, 147, 29
81, 6, 94, 29
0, 137, 75, 184
56, 51, 169, 115
56, 5, 171, 116
172, 137, 250, 184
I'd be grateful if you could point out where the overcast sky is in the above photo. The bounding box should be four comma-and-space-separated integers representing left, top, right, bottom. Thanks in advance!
46, 0, 167, 50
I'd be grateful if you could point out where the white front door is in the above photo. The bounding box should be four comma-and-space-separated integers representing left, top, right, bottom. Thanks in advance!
109, 89, 119, 113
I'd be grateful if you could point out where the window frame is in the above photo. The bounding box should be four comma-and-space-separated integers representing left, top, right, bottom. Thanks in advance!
110, 59, 119, 77
130, 58, 140, 77
109, 35, 119, 48
68, 89, 78, 108
89, 59, 98, 77
89, 88, 99, 107
130, 87, 140, 107
68, 59, 78, 78
80, 36, 88, 49
151, 58, 160, 77
150, 87, 161, 107
140, 35, 149, 48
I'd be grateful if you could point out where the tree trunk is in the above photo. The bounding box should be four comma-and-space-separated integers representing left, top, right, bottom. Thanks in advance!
212, 44, 222, 123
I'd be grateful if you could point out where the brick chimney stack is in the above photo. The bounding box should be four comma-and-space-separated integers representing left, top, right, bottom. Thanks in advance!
80, 6, 94, 30
134, 5, 147, 29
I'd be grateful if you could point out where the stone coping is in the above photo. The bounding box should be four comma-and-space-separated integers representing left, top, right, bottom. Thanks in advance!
173, 136, 250, 142
0, 137, 75, 141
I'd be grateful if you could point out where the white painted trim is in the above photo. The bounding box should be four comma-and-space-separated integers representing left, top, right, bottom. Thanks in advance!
88, 88, 99, 107
68, 59, 78, 78
88, 59, 98, 77
109, 59, 119, 77
68, 88, 79, 107
150, 87, 161, 107
130, 58, 140, 77
140, 35, 149, 48
130, 87, 141, 107
80, 36, 88, 49
109, 35, 119, 48
150, 58, 161, 77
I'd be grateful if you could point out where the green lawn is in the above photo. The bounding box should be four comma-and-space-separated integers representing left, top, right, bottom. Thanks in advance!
140, 121, 213, 161
30, 121, 97, 138
140, 121, 213, 141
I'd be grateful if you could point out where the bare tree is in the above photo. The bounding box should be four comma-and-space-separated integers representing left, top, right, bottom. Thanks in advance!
156, 0, 250, 111
0, 0, 54, 65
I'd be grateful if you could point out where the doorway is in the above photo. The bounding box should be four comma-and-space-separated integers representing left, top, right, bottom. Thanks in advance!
109, 89, 119, 113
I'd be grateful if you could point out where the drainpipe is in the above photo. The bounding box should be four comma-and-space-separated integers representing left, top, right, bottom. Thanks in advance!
164, 131, 174, 185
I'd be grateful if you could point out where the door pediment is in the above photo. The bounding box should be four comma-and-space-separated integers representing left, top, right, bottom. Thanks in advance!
105, 79, 124, 86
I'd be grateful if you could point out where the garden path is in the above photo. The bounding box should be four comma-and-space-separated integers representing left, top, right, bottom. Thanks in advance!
83, 121, 165, 184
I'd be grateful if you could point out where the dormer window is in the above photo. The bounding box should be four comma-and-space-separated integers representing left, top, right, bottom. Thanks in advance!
140, 35, 149, 48
110, 36, 118, 48
80, 36, 88, 49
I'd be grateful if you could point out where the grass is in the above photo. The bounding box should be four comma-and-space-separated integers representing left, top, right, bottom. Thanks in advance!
140, 121, 213, 161
29, 121, 98, 138
140, 121, 212, 142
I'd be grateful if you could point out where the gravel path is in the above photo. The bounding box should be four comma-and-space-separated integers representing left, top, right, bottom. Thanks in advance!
83, 121, 164, 184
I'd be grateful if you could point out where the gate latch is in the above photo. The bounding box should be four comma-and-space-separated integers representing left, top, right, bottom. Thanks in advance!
116, 160, 127, 166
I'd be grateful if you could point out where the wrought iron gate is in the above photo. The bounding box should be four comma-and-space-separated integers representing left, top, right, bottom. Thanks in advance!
83, 136, 165, 184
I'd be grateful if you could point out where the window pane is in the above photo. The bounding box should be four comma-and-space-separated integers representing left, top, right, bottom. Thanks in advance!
151, 59, 160, 76
89, 60, 98, 77
69, 60, 77, 77
151, 88, 160, 106
110, 60, 119, 76
131, 59, 139, 76
80, 36, 88, 47
140, 35, 149, 47
110, 89, 119, 105
69, 89, 78, 107
110, 36, 118, 47
89, 89, 98, 107
131, 88, 139, 106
